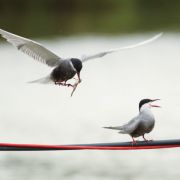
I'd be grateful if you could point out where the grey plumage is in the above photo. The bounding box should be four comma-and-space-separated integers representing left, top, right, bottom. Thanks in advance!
104, 99, 160, 143
0, 29, 62, 67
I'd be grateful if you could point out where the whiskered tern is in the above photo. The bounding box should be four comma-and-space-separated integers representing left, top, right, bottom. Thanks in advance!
104, 99, 160, 144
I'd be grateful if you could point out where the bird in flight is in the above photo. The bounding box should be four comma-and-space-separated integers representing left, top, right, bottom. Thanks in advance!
104, 99, 160, 144
0, 29, 162, 96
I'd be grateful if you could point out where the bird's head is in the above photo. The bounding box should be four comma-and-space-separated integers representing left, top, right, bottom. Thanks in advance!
139, 99, 160, 112
70, 58, 82, 74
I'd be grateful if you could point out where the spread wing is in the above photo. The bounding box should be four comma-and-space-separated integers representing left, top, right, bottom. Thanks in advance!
81, 33, 163, 62
0, 29, 63, 67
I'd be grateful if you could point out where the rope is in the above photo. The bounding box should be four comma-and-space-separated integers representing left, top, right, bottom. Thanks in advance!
0, 139, 180, 151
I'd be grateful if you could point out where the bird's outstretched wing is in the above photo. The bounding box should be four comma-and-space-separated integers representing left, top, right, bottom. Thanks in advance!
0, 29, 63, 67
81, 33, 163, 62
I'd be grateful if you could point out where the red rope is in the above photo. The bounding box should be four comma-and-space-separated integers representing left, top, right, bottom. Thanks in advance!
0, 142, 180, 150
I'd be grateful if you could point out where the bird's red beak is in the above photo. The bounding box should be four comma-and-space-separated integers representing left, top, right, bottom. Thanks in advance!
150, 99, 161, 108
150, 104, 161, 108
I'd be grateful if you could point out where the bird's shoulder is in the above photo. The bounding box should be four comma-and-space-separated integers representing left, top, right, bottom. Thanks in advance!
58, 59, 76, 71
122, 115, 140, 133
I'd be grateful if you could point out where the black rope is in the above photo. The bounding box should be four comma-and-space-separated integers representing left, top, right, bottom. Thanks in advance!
0, 139, 180, 151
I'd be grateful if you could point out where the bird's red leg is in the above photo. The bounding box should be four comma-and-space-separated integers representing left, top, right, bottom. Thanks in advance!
131, 137, 137, 145
63, 80, 73, 87
55, 73, 82, 96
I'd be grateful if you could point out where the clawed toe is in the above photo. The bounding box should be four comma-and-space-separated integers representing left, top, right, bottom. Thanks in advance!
55, 81, 74, 88
143, 135, 153, 142
131, 137, 138, 145
54, 78, 81, 96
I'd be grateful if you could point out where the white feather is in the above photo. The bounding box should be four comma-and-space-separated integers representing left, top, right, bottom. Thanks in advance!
81, 33, 163, 62
0, 29, 62, 67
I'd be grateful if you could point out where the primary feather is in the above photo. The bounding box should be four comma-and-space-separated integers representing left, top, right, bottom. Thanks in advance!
81, 33, 163, 62
0, 29, 62, 67
104, 116, 140, 134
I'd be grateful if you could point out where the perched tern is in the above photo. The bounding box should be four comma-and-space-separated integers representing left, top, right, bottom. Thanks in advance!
0, 29, 162, 96
104, 99, 160, 144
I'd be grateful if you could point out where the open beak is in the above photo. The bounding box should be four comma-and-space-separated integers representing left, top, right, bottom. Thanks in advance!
150, 99, 161, 108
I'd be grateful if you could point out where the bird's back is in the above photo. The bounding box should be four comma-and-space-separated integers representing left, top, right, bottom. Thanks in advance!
119, 116, 140, 134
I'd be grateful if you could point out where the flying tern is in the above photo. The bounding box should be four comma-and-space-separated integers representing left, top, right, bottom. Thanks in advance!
0, 29, 162, 96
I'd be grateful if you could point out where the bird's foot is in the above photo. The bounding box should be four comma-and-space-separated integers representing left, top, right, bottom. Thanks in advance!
55, 81, 64, 86
55, 77, 81, 96
65, 83, 74, 87
131, 138, 138, 146
143, 135, 153, 142
55, 81, 74, 87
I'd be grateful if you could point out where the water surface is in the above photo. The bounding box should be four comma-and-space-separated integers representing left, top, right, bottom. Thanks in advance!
0, 33, 180, 180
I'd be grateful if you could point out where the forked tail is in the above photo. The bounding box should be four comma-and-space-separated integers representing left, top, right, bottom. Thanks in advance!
103, 126, 123, 130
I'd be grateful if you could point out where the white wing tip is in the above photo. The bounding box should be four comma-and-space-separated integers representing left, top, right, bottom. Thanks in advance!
154, 32, 163, 39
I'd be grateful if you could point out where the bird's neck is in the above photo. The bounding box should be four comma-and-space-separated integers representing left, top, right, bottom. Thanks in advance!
140, 106, 153, 116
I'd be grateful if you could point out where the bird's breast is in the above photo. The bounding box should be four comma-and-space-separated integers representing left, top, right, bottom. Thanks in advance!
131, 113, 155, 137
51, 62, 76, 82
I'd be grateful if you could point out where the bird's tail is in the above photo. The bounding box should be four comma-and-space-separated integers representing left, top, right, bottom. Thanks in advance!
28, 76, 52, 84
103, 126, 123, 130
103, 126, 126, 134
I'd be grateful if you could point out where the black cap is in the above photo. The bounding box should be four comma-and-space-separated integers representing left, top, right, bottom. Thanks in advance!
139, 99, 152, 111
70, 58, 82, 73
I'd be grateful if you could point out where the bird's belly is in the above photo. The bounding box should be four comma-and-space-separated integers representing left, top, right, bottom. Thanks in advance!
131, 120, 155, 137
51, 67, 76, 82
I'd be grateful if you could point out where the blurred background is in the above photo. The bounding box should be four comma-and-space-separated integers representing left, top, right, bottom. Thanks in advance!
0, 0, 180, 180
1, 0, 179, 37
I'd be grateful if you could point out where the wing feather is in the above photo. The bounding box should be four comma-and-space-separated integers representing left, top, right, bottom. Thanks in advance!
104, 116, 140, 134
81, 33, 163, 62
0, 29, 62, 67
121, 117, 140, 134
